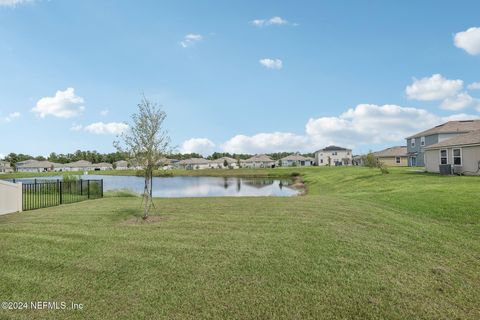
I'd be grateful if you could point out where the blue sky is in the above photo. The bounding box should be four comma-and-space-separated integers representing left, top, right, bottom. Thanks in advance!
1, 0, 479, 157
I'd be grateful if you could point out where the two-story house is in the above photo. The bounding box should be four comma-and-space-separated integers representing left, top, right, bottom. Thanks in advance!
406, 120, 480, 166
0, 160, 13, 174
315, 146, 352, 166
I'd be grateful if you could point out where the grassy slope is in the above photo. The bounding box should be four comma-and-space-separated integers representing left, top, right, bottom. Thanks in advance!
0, 167, 479, 319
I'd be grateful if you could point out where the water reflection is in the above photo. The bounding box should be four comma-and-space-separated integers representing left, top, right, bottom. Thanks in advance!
8, 175, 300, 197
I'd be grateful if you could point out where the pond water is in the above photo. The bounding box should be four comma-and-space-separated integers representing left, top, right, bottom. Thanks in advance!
7, 175, 300, 197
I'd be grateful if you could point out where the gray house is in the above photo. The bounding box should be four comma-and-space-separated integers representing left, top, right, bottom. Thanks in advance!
406, 120, 480, 166
424, 129, 480, 175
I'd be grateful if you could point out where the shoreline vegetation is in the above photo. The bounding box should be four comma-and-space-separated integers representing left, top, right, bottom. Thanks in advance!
0, 167, 307, 179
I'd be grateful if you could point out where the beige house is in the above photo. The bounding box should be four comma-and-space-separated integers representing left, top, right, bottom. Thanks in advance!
16, 160, 64, 172
0, 160, 13, 174
63, 160, 96, 171
241, 155, 275, 168
114, 160, 129, 170
372, 146, 408, 166
279, 154, 314, 167
424, 130, 480, 175
211, 157, 239, 169
315, 146, 352, 166
93, 162, 113, 171
178, 158, 212, 170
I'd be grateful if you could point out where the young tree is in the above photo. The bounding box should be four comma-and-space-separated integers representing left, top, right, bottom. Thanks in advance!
114, 95, 171, 219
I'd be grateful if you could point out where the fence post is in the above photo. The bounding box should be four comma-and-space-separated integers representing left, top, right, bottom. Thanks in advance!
80, 179, 83, 196
101, 179, 103, 198
59, 180, 63, 205
87, 180, 90, 199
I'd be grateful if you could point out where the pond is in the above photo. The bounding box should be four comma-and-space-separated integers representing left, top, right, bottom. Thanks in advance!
7, 175, 300, 197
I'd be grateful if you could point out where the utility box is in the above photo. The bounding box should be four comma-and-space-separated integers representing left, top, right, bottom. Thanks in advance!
439, 164, 452, 175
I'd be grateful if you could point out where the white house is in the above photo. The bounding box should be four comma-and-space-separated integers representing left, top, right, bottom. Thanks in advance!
0, 160, 13, 174
241, 155, 276, 168
178, 158, 212, 170
424, 129, 480, 175
315, 146, 352, 166
279, 154, 314, 167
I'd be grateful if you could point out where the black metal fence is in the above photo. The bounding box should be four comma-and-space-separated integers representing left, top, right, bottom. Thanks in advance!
17, 179, 103, 211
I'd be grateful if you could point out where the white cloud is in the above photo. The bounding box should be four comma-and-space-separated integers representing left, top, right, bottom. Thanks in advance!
100, 109, 109, 116
467, 82, 480, 90
440, 92, 479, 110
406, 74, 463, 101
180, 34, 203, 48
222, 132, 308, 154
32, 87, 85, 118
306, 104, 442, 148
441, 113, 480, 121
251, 16, 294, 27
0, 112, 21, 123
70, 123, 83, 131
0, 0, 34, 7
454, 27, 480, 55
259, 58, 282, 69
183, 104, 479, 155
181, 138, 215, 155
84, 122, 128, 135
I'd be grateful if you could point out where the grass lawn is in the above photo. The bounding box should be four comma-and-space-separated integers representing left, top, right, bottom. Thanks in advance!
0, 167, 479, 319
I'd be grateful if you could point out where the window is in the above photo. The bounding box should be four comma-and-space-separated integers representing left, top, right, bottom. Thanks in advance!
395, 156, 401, 164
320, 159, 323, 164
453, 148, 462, 165
440, 149, 447, 164
411, 139, 415, 148
421, 136, 425, 146
332, 152, 337, 156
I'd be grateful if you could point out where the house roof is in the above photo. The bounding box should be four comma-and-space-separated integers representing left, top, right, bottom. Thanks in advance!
407, 120, 480, 139
211, 157, 237, 164
64, 160, 94, 168
316, 145, 351, 152
114, 160, 129, 165
244, 154, 274, 162
19, 160, 63, 168
280, 154, 310, 161
16, 159, 39, 166
424, 130, 480, 149
373, 146, 408, 158
178, 158, 211, 165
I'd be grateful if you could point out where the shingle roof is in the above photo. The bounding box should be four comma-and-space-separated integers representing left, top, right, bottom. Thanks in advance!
19, 160, 63, 168
211, 157, 237, 164
373, 146, 408, 157
424, 130, 480, 149
178, 158, 211, 165
244, 154, 274, 162
407, 120, 480, 139
64, 160, 94, 168
317, 145, 351, 152
280, 154, 310, 161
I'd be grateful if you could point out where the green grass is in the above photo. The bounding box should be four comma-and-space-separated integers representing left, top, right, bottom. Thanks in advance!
0, 167, 479, 319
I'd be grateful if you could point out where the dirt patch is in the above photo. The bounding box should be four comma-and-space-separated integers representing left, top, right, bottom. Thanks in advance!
290, 175, 307, 195
121, 215, 169, 225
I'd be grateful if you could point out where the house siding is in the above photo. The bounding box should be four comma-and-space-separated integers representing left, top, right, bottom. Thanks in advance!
377, 156, 408, 166
425, 145, 480, 175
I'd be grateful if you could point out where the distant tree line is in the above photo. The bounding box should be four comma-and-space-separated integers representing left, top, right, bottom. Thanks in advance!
2, 150, 315, 167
